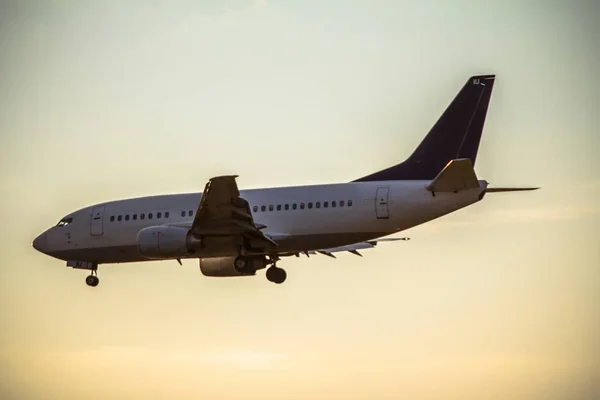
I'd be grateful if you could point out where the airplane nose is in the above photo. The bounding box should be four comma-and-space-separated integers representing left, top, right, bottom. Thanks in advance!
33, 232, 48, 253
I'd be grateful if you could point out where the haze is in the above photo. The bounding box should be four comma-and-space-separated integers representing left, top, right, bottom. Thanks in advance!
1, 0, 599, 399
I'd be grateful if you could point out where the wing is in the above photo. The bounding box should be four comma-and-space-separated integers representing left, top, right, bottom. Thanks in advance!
190, 175, 278, 248
308, 237, 410, 258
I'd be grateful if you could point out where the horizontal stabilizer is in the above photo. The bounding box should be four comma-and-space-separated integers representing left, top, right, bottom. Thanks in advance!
426, 158, 479, 193
486, 187, 539, 193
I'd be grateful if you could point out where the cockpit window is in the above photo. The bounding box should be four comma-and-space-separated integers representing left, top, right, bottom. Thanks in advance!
56, 217, 73, 227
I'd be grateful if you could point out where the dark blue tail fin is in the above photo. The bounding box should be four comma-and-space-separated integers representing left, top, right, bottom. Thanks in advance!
353, 75, 496, 182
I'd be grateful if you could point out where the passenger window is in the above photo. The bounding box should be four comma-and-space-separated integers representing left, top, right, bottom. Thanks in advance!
269, 205, 274, 211
316, 202, 321, 208
125, 215, 130, 221
118, 215, 122, 221
165, 212, 169, 218
292, 204, 297, 210
340, 200, 345, 207
300, 203, 305, 209
181, 211, 185, 217
253, 206, 258, 212
133, 214, 137, 220
148, 213, 153, 219
261, 205, 266, 212
308, 202, 313, 209
348, 200, 353, 206
332, 201, 336, 208
188, 210, 193, 217
110, 216, 115, 222
324, 201, 328, 208
140, 213, 145, 220
284, 204, 289, 210
157, 212, 162, 219
277, 205, 281, 211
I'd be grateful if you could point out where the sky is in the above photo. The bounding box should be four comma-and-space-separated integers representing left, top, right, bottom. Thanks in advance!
0, 0, 599, 399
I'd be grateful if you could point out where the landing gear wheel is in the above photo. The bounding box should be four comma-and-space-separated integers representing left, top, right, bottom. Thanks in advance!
266, 266, 286, 284
85, 275, 99, 287
234, 256, 254, 274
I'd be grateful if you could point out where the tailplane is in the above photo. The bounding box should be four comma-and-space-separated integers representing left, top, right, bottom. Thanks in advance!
485, 187, 539, 193
426, 158, 479, 194
354, 75, 496, 182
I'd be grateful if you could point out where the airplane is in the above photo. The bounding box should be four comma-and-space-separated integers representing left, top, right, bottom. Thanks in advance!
32, 74, 538, 287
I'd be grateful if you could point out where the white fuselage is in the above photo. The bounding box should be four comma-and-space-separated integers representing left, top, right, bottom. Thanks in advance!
35, 180, 487, 264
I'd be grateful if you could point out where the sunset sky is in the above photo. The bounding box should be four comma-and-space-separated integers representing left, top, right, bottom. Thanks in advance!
1, 1, 599, 399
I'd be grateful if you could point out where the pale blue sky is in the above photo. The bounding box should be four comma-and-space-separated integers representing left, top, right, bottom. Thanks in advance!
1, 1, 598, 399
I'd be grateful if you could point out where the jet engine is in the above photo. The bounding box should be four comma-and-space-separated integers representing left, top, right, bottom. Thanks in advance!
199, 256, 268, 277
137, 226, 199, 259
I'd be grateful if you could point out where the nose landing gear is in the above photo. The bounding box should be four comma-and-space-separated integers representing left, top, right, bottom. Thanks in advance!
85, 269, 99, 287
67, 261, 100, 287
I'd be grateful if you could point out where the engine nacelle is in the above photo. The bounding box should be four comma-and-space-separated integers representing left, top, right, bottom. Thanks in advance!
199, 256, 267, 277
137, 226, 195, 259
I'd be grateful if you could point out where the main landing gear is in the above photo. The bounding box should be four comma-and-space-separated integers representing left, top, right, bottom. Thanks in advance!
233, 256, 256, 275
233, 255, 287, 284
85, 269, 99, 287
265, 255, 286, 284
266, 266, 286, 284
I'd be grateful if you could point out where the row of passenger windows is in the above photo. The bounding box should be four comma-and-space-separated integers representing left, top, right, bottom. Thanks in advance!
252, 199, 352, 212
109, 199, 354, 222
110, 210, 194, 222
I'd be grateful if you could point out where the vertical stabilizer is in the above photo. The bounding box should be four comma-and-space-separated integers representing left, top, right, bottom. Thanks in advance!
354, 75, 496, 182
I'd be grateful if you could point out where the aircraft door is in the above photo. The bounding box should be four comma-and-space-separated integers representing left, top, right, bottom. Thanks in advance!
90, 205, 105, 236
375, 187, 390, 219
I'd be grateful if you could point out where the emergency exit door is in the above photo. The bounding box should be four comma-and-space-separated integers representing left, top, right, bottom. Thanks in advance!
375, 187, 390, 219
90, 205, 105, 236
